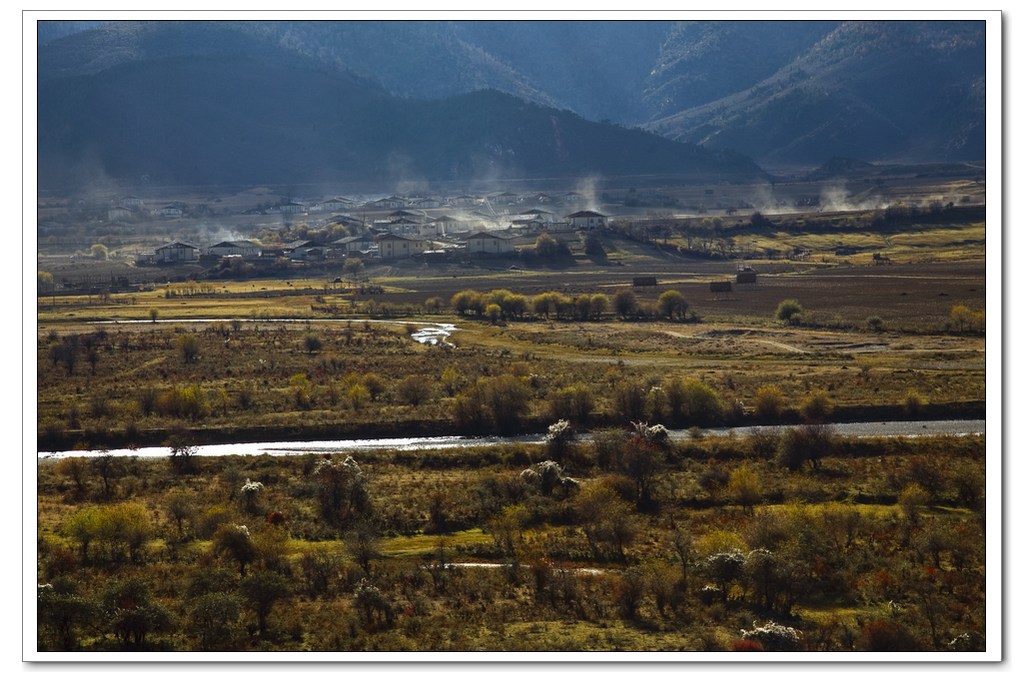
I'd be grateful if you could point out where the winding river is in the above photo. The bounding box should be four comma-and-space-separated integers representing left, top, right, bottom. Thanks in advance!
37, 419, 985, 459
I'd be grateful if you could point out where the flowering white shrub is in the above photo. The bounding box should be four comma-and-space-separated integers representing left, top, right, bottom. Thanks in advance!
240, 478, 265, 512
740, 620, 802, 651
545, 419, 574, 443
521, 460, 579, 497
630, 421, 671, 447
240, 478, 264, 494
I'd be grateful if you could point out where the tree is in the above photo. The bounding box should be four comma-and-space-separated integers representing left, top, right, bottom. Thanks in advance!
240, 571, 290, 636
950, 304, 984, 334
102, 577, 172, 650
167, 434, 199, 474
613, 290, 639, 319
178, 333, 200, 364
148, 308, 159, 323
38, 270, 54, 294
187, 592, 242, 651
589, 293, 610, 320
344, 257, 365, 284
775, 299, 803, 324
37, 579, 98, 651
728, 465, 763, 514
346, 522, 382, 576
533, 232, 559, 258
213, 524, 257, 576
657, 290, 689, 321
485, 302, 502, 324
90, 243, 109, 260
311, 455, 369, 525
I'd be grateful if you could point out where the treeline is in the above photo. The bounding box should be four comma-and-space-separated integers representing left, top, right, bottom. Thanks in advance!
447, 288, 692, 323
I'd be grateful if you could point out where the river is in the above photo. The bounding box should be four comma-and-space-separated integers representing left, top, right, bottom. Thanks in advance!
37, 419, 985, 460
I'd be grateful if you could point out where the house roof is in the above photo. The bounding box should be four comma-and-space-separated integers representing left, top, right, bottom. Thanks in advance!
466, 231, 515, 241
377, 233, 423, 242
566, 210, 608, 218
157, 241, 197, 250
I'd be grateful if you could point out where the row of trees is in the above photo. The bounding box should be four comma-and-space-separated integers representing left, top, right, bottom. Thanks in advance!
449, 288, 692, 323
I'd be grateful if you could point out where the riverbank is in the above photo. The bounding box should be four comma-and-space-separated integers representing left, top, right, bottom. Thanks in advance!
37, 399, 985, 454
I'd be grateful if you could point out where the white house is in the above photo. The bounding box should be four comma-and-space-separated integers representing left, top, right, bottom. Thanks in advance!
107, 207, 132, 221
285, 240, 327, 260
566, 210, 608, 230
208, 240, 263, 258
158, 205, 184, 218
322, 197, 355, 211
332, 235, 375, 256
466, 231, 516, 255
155, 242, 198, 262
377, 233, 427, 260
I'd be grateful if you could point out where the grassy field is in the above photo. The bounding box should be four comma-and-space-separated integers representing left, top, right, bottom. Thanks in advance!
35, 195, 989, 654
36, 433, 986, 652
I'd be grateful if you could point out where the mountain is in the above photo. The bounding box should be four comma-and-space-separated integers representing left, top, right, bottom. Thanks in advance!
37, 19, 986, 186
37, 23, 765, 191
646, 21, 986, 165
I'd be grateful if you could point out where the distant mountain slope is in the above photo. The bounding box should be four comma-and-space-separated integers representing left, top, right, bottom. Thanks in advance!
38, 40, 765, 190
642, 21, 839, 119
37, 19, 986, 179
646, 21, 986, 164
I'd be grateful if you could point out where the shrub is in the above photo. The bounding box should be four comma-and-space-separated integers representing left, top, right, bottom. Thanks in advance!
178, 334, 200, 364
776, 424, 835, 471
740, 621, 803, 652
903, 390, 926, 416
543, 419, 576, 463
728, 465, 762, 513
775, 299, 803, 324
396, 375, 433, 407
304, 333, 323, 354
799, 390, 834, 423
753, 384, 786, 420
547, 384, 595, 424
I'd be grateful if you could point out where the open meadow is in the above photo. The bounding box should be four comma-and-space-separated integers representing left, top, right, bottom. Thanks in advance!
35, 193, 988, 654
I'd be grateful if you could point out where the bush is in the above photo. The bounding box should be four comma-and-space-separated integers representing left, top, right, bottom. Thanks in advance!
178, 334, 200, 364
775, 299, 803, 324
396, 375, 433, 407
799, 390, 833, 423
776, 424, 835, 471
740, 621, 803, 652
753, 385, 786, 420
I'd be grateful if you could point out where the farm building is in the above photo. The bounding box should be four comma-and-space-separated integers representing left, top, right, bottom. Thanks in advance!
736, 266, 757, 284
